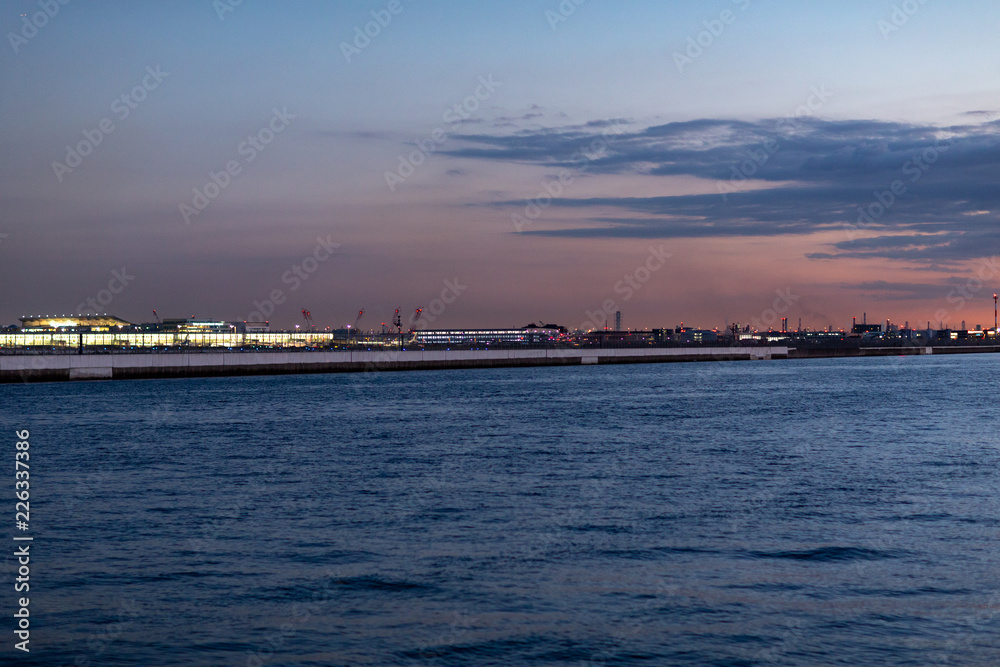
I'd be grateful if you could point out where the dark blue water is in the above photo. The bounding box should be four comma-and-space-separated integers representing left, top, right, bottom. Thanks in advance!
3, 355, 1000, 666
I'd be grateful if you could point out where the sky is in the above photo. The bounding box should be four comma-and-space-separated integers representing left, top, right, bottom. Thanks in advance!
2, 0, 1000, 332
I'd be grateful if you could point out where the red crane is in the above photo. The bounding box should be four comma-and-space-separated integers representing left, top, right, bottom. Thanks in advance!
350, 308, 365, 341
301, 309, 315, 329
409, 308, 424, 333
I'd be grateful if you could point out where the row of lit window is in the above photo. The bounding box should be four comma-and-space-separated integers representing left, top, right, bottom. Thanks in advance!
0, 333, 372, 346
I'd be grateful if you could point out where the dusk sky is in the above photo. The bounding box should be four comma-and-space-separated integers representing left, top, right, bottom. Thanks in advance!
3, 0, 1000, 331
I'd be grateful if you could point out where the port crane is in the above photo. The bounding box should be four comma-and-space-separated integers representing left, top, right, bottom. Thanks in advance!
409, 308, 423, 333
152, 310, 161, 324
406, 307, 424, 344
392, 308, 402, 347
354, 309, 364, 340
301, 309, 316, 329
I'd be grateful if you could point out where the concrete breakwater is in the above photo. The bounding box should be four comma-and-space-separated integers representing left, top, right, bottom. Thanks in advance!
2, 347, 788, 383
4, 344, 999, 383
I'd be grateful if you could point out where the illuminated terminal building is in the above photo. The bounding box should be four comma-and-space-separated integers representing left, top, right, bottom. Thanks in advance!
19, 315, 133, 332
1, 320, 565, 350
4, 314, 306, 350
156, 318, 234, 333
413, 327, 564, 345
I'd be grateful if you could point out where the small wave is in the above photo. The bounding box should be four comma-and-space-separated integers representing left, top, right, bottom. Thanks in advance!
653, 546, 724, 555
726, 582, 805, 592
748, 546, 902, 562
333, 575, 433, 592
130, 571, 218, 582
400, 636, 633, 663
564, 523, 634, 534
899, 513, 953, 522
597, 548, 654, 560
400, 637, 538, 660
853, 586, 974, 598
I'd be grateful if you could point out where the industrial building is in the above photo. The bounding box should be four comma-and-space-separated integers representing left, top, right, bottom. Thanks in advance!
653, 327, 719, 344
413, 326, 564, 345
1, 315, 568, 351
4, 315, 315, 350
4, 309, 997, 353
18, 315, 132, 331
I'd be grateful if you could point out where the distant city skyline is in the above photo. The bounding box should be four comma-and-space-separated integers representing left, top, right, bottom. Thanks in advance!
3, 1, 1000, 331
10, 303, 993, 336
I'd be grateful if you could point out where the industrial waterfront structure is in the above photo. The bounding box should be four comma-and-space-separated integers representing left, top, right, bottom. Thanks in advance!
413, 327, 564, 346
5, 309, 1000, 383
3, 312, 997, 353
2, 315, 569, 351
18, 315, 132, 331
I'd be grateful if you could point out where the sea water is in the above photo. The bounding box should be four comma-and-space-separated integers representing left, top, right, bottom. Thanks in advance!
2, 354, 999, 665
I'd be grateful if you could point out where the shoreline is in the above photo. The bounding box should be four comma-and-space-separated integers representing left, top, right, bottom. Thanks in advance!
3, 344, 999, 383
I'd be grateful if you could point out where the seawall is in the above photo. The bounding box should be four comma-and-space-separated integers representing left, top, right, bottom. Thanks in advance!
1, 346, 787, 383
4, 344, 998, 383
